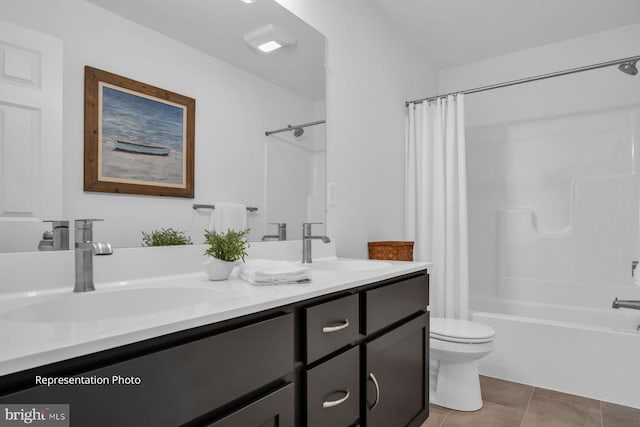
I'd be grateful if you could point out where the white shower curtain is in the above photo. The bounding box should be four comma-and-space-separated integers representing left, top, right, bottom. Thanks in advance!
405, 94, 469, 320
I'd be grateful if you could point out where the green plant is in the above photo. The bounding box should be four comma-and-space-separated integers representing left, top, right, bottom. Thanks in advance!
142, 228, 193, 247
204, 228, 250, 262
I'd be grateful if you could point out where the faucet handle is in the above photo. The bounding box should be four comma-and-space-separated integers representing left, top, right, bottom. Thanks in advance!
302, 222, 325, 238
302, 222, 323, 231
75, 219, 104, 228
303, 222, 323, 229
44, 220, 69, 228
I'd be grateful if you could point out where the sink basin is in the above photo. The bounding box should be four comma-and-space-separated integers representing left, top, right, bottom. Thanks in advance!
0, 287, 220, 323
310, 259, 392, 272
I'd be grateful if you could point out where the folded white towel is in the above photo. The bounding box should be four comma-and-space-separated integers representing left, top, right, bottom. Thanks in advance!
208, 202, 247, 233
239, 259, 311, 285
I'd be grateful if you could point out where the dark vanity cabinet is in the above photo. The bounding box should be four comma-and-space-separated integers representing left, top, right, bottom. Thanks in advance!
363, 275, 430, 426
302, 272, 429, 427
0, 314, 295, 426
0, 270, 428, 427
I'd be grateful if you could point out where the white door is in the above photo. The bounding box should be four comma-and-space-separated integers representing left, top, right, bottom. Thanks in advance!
0, 19, 63, 252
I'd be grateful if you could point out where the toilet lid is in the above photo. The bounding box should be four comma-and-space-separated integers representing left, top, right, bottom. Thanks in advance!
430, 318, 495, 344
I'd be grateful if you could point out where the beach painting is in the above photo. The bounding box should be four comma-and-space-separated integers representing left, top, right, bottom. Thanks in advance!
84, 67, 195, 198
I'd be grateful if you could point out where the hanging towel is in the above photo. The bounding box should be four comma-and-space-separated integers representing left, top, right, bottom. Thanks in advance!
238, 259, 311, 285
208, 202, 247, 233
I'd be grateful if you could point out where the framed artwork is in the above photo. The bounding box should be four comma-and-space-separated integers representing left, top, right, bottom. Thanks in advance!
84, 66, 195, 198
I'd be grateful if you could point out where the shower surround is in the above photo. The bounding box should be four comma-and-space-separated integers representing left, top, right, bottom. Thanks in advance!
466, 104, 640, 408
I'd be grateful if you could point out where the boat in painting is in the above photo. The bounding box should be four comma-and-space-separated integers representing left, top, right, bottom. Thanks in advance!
114, 140, 170, 156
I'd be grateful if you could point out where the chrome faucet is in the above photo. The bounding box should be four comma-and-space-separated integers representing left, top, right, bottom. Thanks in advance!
74, 219, 113, 293
38, 220, 70, 251
302, 222, 330, 264
262, 223, 287, 241
612, 297, 640, 311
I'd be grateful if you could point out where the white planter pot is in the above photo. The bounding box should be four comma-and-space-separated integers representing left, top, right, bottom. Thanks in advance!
203, 257, 240, 281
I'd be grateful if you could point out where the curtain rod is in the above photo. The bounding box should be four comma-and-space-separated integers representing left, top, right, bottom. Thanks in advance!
265, 119, 326, 136
405, 54, 640, 107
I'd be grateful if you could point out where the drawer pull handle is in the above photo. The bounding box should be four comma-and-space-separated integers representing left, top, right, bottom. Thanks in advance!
368, 372, 380, 410
322, 389, 350, 408
322, 319, 350, 333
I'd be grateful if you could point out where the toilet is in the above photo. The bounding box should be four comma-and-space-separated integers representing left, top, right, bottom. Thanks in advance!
429, 317, 495, 411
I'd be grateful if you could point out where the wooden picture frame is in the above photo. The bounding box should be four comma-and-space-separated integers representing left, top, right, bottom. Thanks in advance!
84, 66, 195, 198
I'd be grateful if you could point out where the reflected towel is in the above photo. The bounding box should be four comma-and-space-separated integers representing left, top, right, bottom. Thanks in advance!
239, 259, 311, 285
208, 202, 247, 232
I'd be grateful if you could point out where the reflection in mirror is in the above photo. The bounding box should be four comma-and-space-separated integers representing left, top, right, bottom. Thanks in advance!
0, 0, 325, 252
265, 117, 326, 240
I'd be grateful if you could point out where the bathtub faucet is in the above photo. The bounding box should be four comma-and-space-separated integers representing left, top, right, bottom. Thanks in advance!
612, 297, 640, 310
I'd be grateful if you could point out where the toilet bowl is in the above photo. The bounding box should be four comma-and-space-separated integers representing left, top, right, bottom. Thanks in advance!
429, 317, 495, 411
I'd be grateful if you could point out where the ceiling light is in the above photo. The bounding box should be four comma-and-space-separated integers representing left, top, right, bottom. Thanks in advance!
243, 24, 295, 54
258, 41, 282, 53
239, 0, 259, 3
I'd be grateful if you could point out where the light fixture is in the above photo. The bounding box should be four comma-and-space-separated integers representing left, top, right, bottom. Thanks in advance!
243, 24, 295, 54
239, 0, 259, 3
258, 41, 282, 53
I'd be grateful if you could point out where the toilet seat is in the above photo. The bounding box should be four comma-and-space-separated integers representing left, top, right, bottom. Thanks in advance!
430, 318, 495, 344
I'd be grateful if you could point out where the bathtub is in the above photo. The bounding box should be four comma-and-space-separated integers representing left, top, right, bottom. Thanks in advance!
471, 297, 640, 409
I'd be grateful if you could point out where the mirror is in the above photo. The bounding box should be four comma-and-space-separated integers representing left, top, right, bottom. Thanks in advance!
0, 0, 325, 252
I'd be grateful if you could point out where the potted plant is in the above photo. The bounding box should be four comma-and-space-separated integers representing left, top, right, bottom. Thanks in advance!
142, 228, 193, 246
203, 228, 250, 281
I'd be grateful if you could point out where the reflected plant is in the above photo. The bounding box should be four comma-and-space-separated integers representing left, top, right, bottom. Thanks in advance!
142, 228, 193, 246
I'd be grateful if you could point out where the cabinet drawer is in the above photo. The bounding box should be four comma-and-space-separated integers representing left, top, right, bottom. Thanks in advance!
208, 383, 293, 427
306, 347, 359, 427
365, 274, 428, 334
305, 294, 359, 363
0, 314, 293, 427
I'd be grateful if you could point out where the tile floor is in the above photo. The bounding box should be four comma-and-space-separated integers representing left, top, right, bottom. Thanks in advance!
421, 376, 640, 427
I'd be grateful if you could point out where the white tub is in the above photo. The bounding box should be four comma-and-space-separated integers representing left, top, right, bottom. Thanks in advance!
471, 297, 640, 409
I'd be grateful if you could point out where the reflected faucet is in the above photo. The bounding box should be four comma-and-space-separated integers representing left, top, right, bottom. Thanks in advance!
612, 297, 640, 311
74, 219, 112, 293
38, 220, 70, 251
262, 223, 287, 241
302, 222, 330, 264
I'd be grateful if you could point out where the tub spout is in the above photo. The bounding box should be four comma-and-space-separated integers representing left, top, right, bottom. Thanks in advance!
612, 297, 640, 310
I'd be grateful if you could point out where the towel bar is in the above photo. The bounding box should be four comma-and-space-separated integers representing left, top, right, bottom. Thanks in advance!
193, 204, 258, 212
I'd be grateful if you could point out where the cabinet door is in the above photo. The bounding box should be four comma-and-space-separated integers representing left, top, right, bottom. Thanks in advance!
208, 383, 293, 427
364, 314, 428, 427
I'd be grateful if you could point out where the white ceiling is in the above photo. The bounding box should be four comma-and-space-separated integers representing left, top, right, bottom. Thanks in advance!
370, 0, 640, 69
86, 0, 325, 101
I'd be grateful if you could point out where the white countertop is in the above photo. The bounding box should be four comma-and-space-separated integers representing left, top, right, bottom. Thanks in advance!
0, 257, 429, 376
